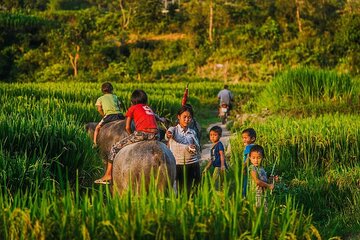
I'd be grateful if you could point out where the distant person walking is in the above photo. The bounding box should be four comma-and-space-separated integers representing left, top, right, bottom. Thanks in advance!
217, 85, 234, 110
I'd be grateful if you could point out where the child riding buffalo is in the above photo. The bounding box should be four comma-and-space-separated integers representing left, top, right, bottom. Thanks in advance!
95, 89, 158, 184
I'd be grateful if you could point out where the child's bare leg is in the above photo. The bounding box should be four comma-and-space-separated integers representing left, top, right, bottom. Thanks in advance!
94, 161, 112, 184
94, 124, 101, 145
101, 162, 112, 180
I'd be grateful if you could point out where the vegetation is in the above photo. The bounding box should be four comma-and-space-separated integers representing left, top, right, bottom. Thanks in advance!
0, 0, 359, 239
1, 72, 359, 238
254, 67, 359, 114
1, 1, 360, 83
232, 68, 360, 237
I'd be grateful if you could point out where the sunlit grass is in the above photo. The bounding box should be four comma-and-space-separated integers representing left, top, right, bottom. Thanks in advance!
1, 78, 358, 238
0, 163, 320, 239
258, 67, 358, 114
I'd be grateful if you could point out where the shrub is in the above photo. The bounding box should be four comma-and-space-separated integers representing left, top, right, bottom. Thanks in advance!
35, 63, 69, 82
127, 49, 152, 80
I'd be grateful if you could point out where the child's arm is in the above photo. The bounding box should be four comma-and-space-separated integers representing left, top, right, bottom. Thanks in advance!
166, 127, 175, 140
125, 117, 132, 135
97, 105, 104, 117
203, 159, 212, 172
250, 170, 274, 190
219, 150, 225, 171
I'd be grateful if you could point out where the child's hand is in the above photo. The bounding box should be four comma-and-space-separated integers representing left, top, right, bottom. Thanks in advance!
269, 175, 280, 183
269, 183, 274, 190
166, 131, 173, 139
273, 175, 279, 182
220, 165, 225, 172
187, 144, 196, 153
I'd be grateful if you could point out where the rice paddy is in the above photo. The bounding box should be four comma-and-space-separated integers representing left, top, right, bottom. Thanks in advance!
0, 69, 359, 239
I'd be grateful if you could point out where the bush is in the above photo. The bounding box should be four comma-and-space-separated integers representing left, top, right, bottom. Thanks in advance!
35, 63, 69, 82
97, 62, 131, 83
127, 49, 152, 80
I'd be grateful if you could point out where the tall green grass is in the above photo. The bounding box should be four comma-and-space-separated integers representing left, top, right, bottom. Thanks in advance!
258, 67, 358, 114
232, 114, 359, 174
232, 114, 360, 237
0, 163, 320, 239
0, 80, 323, 239
0, 81, 257, 190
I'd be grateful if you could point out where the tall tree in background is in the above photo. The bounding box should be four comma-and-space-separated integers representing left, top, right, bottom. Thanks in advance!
68, 45, 80, 77
295, 0, 303, 33
209, 0, 214, 43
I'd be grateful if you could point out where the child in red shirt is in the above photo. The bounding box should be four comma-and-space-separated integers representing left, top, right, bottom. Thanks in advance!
95, 89, 158, 184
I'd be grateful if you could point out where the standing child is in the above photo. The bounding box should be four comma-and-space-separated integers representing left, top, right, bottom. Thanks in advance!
248, 145, 274, 210
166, 105, 201, 194
203, 126, 227, 181
241, 128, 256, 197
94, 89, 158, 184
93, 82, 125, 146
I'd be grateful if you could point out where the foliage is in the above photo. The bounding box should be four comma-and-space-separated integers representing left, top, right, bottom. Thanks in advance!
258, 67, 358, 113
1, 1, 359, 83
231, 113, 360, 237
0, 74, 359, 238
35, 63, 69, 82
0, 172, 321, 239
127, 49, 153, 80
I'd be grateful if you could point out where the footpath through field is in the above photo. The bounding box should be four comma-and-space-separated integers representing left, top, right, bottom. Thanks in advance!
200, 122, 232, 162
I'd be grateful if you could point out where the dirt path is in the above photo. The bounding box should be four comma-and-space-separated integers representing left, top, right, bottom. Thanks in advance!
200, 122, 232, 162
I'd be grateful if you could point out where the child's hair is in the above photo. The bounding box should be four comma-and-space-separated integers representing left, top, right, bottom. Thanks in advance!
209, 125, 222, 137
131, 89, 148, 105
249, 144, 265, 158
102, 82, 113, 94
177, 104, 194, 117
224, 84, 228, 89
242, 128, 256, 139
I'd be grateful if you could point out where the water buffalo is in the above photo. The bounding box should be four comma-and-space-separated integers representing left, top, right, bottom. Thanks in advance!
112, 140, 176, 195
85, 120, 176, 194
86, 120, 129, 163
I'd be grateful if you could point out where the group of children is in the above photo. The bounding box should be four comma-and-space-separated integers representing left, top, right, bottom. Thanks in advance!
202, 126, 274, 208
93, 82, 275, 208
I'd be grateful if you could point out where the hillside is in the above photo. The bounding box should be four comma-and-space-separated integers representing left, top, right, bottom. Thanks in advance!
0, 1, 359, 83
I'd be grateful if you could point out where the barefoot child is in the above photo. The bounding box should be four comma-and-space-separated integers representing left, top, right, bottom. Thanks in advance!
94, 82, 124, 146
248, 145, 274, 210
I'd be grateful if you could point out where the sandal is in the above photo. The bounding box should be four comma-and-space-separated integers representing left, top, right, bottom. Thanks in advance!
94, 179, 111, 185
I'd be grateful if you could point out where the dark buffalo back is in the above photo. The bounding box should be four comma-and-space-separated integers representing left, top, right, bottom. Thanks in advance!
85, 120, 129, 161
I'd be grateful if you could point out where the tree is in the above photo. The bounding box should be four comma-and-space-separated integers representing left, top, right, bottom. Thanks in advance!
130, 0, 163, 33
68, 45, 80, 77
295, 0, 303, 33
209, 0, 214, 43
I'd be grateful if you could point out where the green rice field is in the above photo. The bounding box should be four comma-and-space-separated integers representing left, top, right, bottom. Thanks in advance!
0, 68, 359, 239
